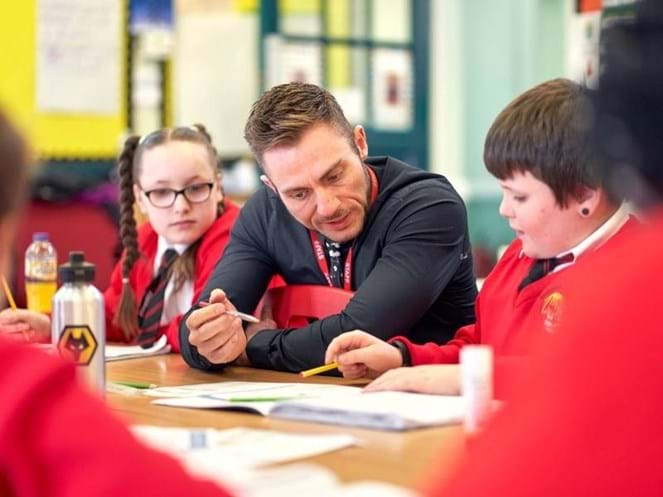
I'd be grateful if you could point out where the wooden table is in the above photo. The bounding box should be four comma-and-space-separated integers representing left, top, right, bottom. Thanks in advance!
107, 354, 464, 490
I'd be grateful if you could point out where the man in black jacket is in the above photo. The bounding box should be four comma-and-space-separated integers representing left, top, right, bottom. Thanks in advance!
180, 82, 477, 372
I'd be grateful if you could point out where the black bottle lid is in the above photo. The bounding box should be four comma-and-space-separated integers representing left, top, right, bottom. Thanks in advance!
58, 251, 96, 283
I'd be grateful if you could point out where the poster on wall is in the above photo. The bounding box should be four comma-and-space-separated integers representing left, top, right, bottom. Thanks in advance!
265, 35, 323, 88
35, 0, 122, 114
371, 48, 413, 131
567, 10, 601, 87
568, 0, 639, 87
130, 0, 174, 60
130, 0, 173, 34
175, 12, 258, 156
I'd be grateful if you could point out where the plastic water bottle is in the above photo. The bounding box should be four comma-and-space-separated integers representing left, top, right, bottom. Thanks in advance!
460, 345, 494, 434
25, 232, 58, 313
52, 252, 106, 393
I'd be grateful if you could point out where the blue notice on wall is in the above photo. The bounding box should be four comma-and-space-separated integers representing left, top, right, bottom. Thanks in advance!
130, 0, 173, 34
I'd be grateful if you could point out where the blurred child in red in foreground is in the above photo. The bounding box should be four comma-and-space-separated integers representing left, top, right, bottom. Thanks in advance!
0, 111, 235, 497
427, 2, 663, 495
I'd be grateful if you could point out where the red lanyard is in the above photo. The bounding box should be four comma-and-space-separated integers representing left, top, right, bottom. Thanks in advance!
309, 167, 378, 290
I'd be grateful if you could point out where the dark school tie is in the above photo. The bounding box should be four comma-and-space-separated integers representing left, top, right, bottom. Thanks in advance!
136, 248, 178, 347
518, 252, 574, 291
324, 239, 343, 288
323, 239, 351, 288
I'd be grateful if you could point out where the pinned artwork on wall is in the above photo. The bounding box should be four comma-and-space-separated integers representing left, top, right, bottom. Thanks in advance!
36, 0, 122, 114
265, 35, 323, 88
371, 48, 413, 131
568, 0, 640, 88
130, 0, 174, 35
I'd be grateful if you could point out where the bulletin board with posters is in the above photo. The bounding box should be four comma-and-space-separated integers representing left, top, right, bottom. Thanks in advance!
568, 0, 639, 87
260, 0, 430, 170
0, 0, 127, 159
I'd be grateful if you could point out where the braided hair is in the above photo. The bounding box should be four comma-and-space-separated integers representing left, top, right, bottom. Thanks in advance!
113, 124, 224, 340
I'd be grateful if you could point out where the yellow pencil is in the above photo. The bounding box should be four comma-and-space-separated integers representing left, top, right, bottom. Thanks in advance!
1, 274, 17, 310
1, 274, 28, 341
299, 362, 339, 378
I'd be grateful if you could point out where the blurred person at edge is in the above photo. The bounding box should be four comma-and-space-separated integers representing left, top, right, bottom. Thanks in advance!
0, 110, 235, 497
425, 2, 663, 496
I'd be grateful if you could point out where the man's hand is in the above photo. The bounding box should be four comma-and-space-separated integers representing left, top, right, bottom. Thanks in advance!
245, 291, 277, 339
234, 293, 278, 366
0, 309, 51, 343
364, 364, 461, 395
325, 330, 403, 379
185, 289, 246, 364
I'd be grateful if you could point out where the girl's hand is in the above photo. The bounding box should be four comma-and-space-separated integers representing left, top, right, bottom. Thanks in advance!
0, 309, 51, 343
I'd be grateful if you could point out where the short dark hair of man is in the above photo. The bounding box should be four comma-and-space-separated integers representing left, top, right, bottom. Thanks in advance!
484, 78, 621, 207
244, 82, 355, 166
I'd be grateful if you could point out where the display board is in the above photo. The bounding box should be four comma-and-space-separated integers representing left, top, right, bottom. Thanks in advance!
0, 1, 127, 159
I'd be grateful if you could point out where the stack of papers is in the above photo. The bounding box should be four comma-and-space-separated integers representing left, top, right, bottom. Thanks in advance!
147, 381, 465, 431
105, 335, 171, 361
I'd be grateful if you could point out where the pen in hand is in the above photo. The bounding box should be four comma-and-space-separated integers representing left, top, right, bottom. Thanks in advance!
198, 301, 260, 323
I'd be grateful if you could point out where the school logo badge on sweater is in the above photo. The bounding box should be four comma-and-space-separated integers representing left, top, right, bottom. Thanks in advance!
57, 325, 98, 365
541, 291, 564, 333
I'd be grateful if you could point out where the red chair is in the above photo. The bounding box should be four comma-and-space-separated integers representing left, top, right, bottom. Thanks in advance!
260, 285, 354, 328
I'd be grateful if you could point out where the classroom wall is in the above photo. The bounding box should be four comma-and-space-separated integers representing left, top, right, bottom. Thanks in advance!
430, 0, 566, 254
1, 0, 577, 257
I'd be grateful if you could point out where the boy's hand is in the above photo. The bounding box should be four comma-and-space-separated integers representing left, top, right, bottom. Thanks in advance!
325, 330, 403, 379
364, 365, 461, 395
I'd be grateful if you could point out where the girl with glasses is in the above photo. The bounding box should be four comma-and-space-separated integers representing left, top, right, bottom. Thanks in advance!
0, 125, 240, 351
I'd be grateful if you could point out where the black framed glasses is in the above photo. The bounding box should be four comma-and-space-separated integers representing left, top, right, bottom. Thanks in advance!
142, 182, 215, 208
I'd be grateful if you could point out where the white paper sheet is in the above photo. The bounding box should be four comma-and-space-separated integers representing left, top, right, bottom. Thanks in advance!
131, 426, 357, 469
105, 335, 171, 362
148, 381, 465, 431
144, 380, 358, 399
36, 0, 122, 113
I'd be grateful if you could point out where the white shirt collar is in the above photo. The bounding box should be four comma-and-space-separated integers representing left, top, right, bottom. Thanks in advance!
154, 236, 195, 326
154, 237, 189, 275
517, 204, 629, 273
556, 204, 629, 261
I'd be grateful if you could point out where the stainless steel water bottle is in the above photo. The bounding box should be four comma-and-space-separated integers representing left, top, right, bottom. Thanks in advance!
51, 251, 105, 393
